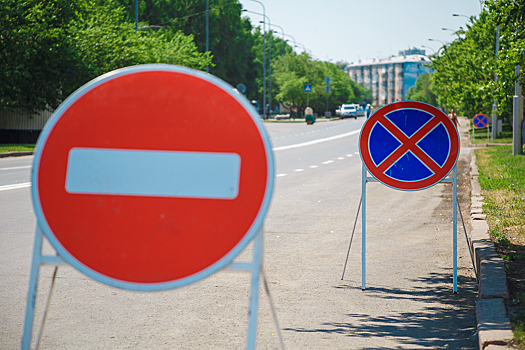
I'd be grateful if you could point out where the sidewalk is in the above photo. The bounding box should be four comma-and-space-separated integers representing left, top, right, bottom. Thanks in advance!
458, 117, 516, 350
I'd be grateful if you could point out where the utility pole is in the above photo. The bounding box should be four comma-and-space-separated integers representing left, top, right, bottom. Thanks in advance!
492, 25, 500, 139
513, 65, 523, 155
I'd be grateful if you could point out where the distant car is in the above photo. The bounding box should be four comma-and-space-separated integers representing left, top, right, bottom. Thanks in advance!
340, 104, 358, 119
356, 106, 366, 117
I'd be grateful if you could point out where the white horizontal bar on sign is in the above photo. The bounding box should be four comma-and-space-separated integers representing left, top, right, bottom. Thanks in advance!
65, 148, 241, 199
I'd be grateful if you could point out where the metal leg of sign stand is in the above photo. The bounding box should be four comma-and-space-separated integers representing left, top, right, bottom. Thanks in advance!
21, 224, 65, 350
457, 199, 479, 282
228, 228, 285, 350
361, 164, 367, 291
341, 196, 362, 280
262, 269, 286, 350
453, 166, 458, 294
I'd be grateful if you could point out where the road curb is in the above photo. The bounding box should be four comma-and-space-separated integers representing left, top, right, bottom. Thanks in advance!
469, 149, 515, 349
0, 151, 34, 158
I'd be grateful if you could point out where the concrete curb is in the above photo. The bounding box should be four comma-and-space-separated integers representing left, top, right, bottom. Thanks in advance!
0, 151, 34, 158
469, 150, 515, 349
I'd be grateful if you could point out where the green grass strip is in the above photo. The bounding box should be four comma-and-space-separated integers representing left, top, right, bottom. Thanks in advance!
0, 144, 35, 153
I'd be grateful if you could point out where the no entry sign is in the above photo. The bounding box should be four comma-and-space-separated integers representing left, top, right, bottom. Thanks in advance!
359, 101, 459, 191
31, 65, 274, 291
473, 114, 489, 129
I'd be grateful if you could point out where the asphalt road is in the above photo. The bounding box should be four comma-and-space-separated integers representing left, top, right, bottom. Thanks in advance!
0, 117, 477, 349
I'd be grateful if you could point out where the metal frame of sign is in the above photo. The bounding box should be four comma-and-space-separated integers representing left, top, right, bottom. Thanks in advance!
357, 101, 460, 292
22, 64, 276, 350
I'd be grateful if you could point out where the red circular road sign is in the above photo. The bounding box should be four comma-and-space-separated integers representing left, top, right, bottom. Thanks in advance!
31, 65, 274, 290
359, 101, 459, 191
473, 114, 489, 129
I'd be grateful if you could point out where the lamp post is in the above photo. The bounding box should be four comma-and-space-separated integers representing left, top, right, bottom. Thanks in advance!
421, 45, 436, 54
135, 0, 138, 31
452, 13, 471, 19
428, 38, 445, 45
295, 43, 307, 53
493, 25, 500, 139
248, 1, 266, 119
282, 34, 297, 52
271, 24, 286, 55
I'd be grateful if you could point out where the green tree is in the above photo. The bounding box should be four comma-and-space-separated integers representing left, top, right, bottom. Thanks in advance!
430, 10, 505, 118
272, 53, 366, 116
0, 0, 211, 112
110, 0, 258, 97
405, 73, 438, 106
0, 0, 86, 111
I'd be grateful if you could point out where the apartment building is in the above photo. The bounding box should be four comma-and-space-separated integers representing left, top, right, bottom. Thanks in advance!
346, 48, 432, 107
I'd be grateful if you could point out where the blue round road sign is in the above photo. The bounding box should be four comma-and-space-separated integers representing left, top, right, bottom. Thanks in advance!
360, 101, 460, 191
473, 114, 489, 129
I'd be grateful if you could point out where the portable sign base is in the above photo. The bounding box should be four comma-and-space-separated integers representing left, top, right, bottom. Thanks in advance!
358, 164, 459, 292
22, 64, 276, 349
355, 101, 460, 292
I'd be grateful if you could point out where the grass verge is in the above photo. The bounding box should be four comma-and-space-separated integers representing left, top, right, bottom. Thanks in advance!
475, 145, 525, 348
0, 144, 35, 153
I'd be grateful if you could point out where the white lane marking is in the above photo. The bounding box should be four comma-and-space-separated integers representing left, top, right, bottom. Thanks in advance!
0, 166, 32, 171
309, 165, 318, 168
347, 154, 353, 157
354, 152, 359, 154
0, 182, 31, 191
276, 174, 287, 177
337, 157, 344, 160
322, 160, 334, 164
294, 169, 304, 172
272, 129, 361, 151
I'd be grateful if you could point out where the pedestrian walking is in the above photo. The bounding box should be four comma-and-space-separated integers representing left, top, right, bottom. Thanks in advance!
449, 109, 459, 128
365, 104, 371, 119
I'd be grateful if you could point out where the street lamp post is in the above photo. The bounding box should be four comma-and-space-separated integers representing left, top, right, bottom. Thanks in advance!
271, 24, 286, 55
428, 38, 445, 45
135, 0, 139, 31
295, 43, 308, 54
493, 25, 500, 139
421, 45, 436, 54
248, 1, 266, 119
453, 13, 471, 19
206, 0, 209, 72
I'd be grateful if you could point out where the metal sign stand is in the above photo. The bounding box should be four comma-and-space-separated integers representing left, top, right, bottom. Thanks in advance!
341, 162, 460, 292
22, 226, 284, 350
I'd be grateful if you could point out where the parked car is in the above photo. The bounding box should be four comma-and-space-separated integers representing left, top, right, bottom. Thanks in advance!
340, 104, 358, 119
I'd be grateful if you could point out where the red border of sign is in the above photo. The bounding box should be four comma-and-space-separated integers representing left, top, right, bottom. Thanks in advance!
359, 101, 460, 191
473, 114, 489, 129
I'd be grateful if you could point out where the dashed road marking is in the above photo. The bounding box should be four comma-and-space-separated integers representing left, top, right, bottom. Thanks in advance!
276, 174, 287, 177
322, 160, 334, 164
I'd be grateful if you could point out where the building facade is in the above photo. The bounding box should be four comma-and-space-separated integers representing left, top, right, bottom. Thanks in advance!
346, 50, 432, 107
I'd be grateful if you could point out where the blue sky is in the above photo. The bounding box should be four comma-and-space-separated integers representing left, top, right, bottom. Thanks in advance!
238, 0, 482, 63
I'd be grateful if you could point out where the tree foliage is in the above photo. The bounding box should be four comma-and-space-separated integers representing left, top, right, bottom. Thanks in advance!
0, 0, 211, 112
272, 53, 368, 115
405, 73, 438, 106
428, 2, 524, 121
0, 0, 85, 111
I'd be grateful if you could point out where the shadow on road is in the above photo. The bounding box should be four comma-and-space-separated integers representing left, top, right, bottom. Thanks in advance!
284, 272, 478, 349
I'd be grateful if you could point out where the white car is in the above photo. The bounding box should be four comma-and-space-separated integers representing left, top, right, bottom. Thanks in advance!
340, 104, 358, 119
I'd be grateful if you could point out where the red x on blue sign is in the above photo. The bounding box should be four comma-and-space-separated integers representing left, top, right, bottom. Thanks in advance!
360, 101, 460, 191
473, 114, 489, 129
